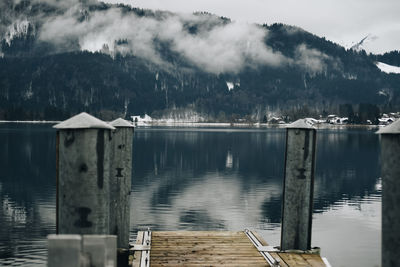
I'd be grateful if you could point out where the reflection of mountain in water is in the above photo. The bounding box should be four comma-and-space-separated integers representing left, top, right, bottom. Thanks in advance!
0, 125, 381, 265
0, 124, 56, 262
131, 128, 285, 231
133, 128, 286, 182
314, 129, 380, 212
131, 127, 380, 231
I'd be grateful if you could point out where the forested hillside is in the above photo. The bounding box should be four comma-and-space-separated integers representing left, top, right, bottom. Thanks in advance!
1, 0, 399, 121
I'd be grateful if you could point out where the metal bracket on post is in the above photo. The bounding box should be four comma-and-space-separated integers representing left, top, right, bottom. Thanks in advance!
244, 229, 280, 267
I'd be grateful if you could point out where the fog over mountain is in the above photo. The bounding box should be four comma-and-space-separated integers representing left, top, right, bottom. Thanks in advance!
2, 0, 335, 74
0, 0, 399, 121
108, 0, 400, 54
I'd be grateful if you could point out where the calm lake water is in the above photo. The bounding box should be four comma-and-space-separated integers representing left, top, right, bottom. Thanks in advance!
0, 124, 381, 267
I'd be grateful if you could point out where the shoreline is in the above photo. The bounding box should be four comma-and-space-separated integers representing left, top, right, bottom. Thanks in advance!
121, 121, 382, 130
0, 120, 381, 130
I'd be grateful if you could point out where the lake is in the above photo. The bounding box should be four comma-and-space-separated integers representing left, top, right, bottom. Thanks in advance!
0, 124, 381, 267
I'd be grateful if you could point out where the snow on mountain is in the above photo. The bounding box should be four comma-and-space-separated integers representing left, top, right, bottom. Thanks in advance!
226, 82, 234, 91
349, 34, 377, 52
226, 81, 240, 91
4, 20, 34, 45
376, 62, 400, 74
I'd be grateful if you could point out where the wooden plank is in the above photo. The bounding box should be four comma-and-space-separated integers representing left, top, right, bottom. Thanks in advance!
151, 262, 269, 266
152, 243, 256, 247
141, 230, 326, 267
150, 253, 263, 257
152, 241, 251, 245
151, 257, 268, 262
152, 244, 251, 248
151, 255, 268, 259
152, 242, 260, 246
270, 252, 289, 267
278, 253, 310, 267
151, 249, 262, 256
150, 250, 262, 255
155, 239, 250, 242
152, 232, 244, 240
150, 230, 269, 267
131, 231, 144, 267
301, 254, 327, 267
151, 264, 269, 267
151, 260, 268, 265
151, 249, 263, 254
152, 243, 257, 248
152, 239, 250, 243
151, 261, 267, 264
151, 262, 268, 265
151, 248, 260, 252
152, 231, 244, 236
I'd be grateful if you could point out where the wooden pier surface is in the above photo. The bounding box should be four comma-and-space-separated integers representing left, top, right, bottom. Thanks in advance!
131, 231, 327, 267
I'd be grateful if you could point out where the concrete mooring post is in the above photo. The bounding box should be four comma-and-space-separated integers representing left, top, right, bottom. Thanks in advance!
377, 119, 400, 267
109, 118, 134, 266
54, 112, 115, 235
47, 234, 117, 267
281, 119, 317, 251
47, 235, 82, 267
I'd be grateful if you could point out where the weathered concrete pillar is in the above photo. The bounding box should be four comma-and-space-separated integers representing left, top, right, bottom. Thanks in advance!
109, 118, 134, 266
54, 112, 115, 235
281, 119, 316, 251
47, 234, 117, 267
83, 235, 117, 267
377, 120, 400, 267
47, 234, 82, 267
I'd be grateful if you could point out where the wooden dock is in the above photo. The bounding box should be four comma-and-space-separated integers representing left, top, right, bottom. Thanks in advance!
131, 230, 327, 267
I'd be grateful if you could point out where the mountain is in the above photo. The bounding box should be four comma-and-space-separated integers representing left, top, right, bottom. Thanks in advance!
0, 0, 399, 122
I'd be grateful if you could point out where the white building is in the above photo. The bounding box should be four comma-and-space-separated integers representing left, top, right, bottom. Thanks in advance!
131, 114, 152, 124
378, 117, 395, 125
327, 115, 348, 124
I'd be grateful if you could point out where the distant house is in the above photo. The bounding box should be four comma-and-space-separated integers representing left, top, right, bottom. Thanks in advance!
378, 117, 395, 125
326, 115, 337, 123
327, 115, 348, 124
337, 117, 349, 124
131, 114, 152, 124
268, 117, 285, 124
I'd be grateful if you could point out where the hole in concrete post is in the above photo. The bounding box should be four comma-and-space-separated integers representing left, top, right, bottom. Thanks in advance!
79, 163, 88, 173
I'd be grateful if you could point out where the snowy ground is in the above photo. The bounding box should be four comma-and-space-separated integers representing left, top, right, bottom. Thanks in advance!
376, 62, 400, 74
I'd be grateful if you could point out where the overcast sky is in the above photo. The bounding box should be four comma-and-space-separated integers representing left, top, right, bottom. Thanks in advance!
105, 0, 400, 54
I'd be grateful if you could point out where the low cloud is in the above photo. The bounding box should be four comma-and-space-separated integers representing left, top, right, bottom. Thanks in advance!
294, 44, 333, 74
39, 6, 290, 73
162, 17, 288, 73
2, 0, 334, 74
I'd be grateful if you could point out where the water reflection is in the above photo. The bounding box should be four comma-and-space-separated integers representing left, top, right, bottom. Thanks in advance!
130, 127, 381, 267
0, 124, 56, 266
314, 129, 380, 211
0, 125, 381, 267
131, 128, 380, 230
131, 128, 285, 230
